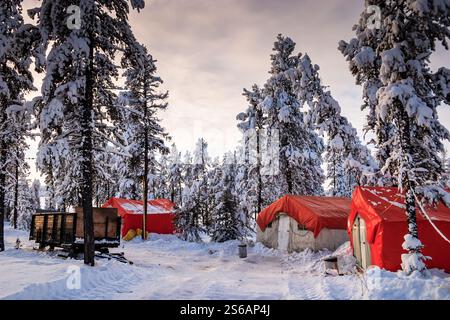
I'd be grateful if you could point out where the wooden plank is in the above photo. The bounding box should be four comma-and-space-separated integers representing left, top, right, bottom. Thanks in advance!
75, 207, 119, 239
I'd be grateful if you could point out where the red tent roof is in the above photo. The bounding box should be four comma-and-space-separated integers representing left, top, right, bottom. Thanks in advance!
257, 195, 351, 238
349, 187, 450, 271
102, 198, 175, 217
350, 186, 450, 246
353, 187, 450, 222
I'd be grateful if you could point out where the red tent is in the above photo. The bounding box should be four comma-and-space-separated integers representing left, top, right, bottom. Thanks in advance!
102, 198, 176, 237
349, 187, 450, 272
257, 195, 351, 238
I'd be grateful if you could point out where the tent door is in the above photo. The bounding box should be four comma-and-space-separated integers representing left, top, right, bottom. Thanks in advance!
352, 217, 362, 266
277, 214, 290, 252
359, 217, 371, 269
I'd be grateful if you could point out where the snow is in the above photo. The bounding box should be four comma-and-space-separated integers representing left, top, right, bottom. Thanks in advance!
402, 234, 424, 251
353, 46, 376, 68
365, 267, 449, 300
1, 227, 449, 300
116, 202, 172, 215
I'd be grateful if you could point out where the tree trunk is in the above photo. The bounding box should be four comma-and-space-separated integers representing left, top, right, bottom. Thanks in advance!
95, 183, 99, 208
142, 76, 149, 240
81, 27, 95, 267
13, 157, 19, 229
171, 184, 175, 203
398, 102, 423, 272
256, 127, 262, 217
0, 143, 6, 251
201, 140, 210, 227
178, 178, 182, 207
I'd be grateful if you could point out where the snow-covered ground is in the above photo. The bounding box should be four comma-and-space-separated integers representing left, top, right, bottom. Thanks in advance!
0, 226, 449, 300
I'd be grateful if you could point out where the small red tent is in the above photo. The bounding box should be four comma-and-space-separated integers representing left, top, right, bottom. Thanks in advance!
257, 195, 351, 237
349, 187, 450, 272
102, 198, 176, 237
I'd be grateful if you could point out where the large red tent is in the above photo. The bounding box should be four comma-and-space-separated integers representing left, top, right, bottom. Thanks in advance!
257, 195, 351, 237
102, 198, 176, 237
349, 187, 450, 272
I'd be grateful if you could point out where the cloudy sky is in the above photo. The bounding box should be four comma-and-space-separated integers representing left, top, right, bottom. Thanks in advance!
23, 0, 450, 180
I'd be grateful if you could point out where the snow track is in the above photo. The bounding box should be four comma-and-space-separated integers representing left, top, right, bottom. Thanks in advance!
5, 262, 147, 300
0, 227, 448, 300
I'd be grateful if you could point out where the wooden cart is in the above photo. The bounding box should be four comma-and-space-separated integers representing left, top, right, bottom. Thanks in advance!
30, 207, 121, 256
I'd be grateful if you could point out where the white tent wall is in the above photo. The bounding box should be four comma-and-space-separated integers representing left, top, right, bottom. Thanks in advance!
257, 216, 280, 249
257, 213, 349, 253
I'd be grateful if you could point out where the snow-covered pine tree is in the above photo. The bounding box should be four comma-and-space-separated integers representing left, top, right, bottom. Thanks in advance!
210, 153, 244, 243
6, 147, 31, 229
442, 149, 450, 187
93, 151, 117, 207
0, 0, 38, 250
207, 156, 222, 233
296, 55, 375, 197
260, 35, 324, 199
237, 84, 266, 218
167, 144, 183, 205
16, 177, 35, 230
192, 138, 211, 228
31, 0, 146, 265
233, 145, 256, 235
295, 54, 377, 197
31, 179, 41, 210
175, 151, 204, 242
154, 153, 170, 199
340, 0, 450, 273
117, 43, 168, 210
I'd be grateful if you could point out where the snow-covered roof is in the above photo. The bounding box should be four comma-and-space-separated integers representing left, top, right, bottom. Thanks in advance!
102, 198, 176, 216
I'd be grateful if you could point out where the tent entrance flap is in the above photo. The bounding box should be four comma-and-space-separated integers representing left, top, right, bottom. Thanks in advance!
352, 216, 362, 265
277, 214, 290, 251
353, 216, 372, 269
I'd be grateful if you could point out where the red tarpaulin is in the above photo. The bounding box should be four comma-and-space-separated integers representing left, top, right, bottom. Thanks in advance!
256, 195, 351, 238
349, 187, 450, 272
102, 198, 176, 237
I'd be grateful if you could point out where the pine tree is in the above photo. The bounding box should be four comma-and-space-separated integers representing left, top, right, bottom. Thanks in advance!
210, 153, 244, 242
293, 53, 377, 197
93, 151, 117, 207
16, 177, 35, 230
175, 143, 211, 242
117, 43, 168, 210
31, 179, 41, 210
0, 0, 37, 251
7, 148, 31, 229
167, 144, 183, 205
207, 157, 222, 233
154, 154, 170, 199
175, 151, 203, 242
234, 145, 256, 234
260, 35, 324, 199
340, 0, 450, 273
237, 84, 266, 218
31, 0, 146, 265
442, 149, 450, 187
192, 138, 211, 228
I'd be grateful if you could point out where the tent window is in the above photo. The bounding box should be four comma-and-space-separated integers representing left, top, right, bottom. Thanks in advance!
268, 222, 272, 228
298, 224, 307, 231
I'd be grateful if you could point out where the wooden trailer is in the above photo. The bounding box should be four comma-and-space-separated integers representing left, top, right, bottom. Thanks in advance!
30, 207, 121, 255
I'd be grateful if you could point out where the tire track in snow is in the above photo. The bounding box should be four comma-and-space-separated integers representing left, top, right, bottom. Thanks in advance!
286, 274, 330, 300
4, 261, 148, 300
